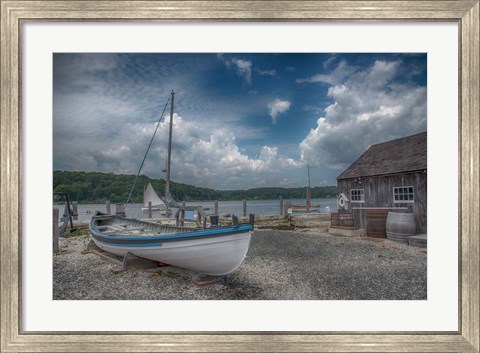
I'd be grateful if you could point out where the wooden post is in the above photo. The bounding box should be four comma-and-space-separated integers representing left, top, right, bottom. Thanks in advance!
72, 201, 78, 220
148, 201, 152, 219
243, 199, 247, 217
214, 200, 219, 215
53, 207, 59, 254
105, 201, 111, 214
306, 186, 311, 212
282, 200, 289, 218
279, 199, 284, 216
180, 201, 186, 227
116, 203, 125, 217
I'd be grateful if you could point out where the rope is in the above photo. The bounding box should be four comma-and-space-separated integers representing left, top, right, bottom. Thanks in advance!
124, 96, 171, 209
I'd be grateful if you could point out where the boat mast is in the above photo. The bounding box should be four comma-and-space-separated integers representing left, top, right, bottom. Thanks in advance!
306, 163, 311, 211
165, 90, 175, 211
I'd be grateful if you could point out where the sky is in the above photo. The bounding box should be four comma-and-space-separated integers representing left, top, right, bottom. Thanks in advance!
53, 53, 427, 190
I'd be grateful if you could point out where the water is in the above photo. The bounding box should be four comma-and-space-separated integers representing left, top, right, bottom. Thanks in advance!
72, 198, 338, 222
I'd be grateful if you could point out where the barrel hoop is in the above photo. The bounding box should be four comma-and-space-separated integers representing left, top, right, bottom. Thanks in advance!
387, 232, 413, 237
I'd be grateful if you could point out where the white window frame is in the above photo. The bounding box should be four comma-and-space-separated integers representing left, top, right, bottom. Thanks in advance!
393, 186, 415, 203
350, 188, 365, 203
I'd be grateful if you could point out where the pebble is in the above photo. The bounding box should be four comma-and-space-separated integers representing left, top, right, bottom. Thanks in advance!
53, 227, 426, 300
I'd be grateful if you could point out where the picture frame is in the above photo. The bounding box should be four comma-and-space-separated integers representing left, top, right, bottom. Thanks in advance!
1, 1, 478, 352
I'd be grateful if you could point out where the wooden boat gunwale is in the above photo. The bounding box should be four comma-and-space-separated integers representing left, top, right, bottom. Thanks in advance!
89, 214, 253, 245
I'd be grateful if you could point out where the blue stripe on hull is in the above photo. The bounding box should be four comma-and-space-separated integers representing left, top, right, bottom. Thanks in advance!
89, 225, 252, 245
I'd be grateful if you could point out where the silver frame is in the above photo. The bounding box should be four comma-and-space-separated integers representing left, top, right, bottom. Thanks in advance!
1, 1, 479, 352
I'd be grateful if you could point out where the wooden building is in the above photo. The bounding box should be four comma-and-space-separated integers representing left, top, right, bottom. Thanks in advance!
335, 132, 427, 235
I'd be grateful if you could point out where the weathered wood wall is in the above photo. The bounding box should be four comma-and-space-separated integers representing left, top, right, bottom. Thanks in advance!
337, 172, 427, 234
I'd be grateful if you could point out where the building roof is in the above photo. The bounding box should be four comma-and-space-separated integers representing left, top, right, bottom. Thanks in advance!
337, 132, 427, 180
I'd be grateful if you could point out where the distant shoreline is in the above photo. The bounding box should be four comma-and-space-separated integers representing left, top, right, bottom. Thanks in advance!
53, 170, 338, 204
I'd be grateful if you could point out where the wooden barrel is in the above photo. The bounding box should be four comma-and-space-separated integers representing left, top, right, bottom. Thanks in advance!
331, 213, 354, 227
386, 212, 416, 244
365, 209, 389, 238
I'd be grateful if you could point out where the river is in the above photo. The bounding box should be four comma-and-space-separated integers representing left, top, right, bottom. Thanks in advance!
71, 198, 338, 222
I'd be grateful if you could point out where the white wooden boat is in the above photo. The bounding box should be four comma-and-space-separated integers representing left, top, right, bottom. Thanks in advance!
89, 212, 254, 275
91, 91, 251, 275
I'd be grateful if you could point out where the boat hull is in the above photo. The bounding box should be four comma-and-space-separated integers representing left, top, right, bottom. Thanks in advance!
141, 206, 171, 215
288, 205, 321, 213
89, 215, 253, 275
141, 206, 162, 211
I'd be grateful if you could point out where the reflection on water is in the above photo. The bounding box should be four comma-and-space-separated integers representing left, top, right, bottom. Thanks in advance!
71, 198, 338, 222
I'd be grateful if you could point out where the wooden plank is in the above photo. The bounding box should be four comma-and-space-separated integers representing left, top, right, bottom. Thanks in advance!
122, 252, 159, 270
89, 250, 124, 267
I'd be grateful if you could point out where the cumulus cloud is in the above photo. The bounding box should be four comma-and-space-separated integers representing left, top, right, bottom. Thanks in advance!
323, 55, 336, 69
56, 110, 302, 189
231, 58, 252, 83
296, 60, 357, 85
218, 55, 252, 84
299, 60, 427, 170
160, 114, 301, 189
53, 53, 426, 189
267, 99, 291, 124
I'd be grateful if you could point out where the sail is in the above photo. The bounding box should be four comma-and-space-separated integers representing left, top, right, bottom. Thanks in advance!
164, 190, 183, 208
143, 183, 165, 208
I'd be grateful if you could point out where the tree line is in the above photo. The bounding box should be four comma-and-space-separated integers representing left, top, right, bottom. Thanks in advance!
53, 170, 338, 203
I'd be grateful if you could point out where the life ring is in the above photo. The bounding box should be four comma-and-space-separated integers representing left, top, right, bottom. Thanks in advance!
337, 193, 349, 210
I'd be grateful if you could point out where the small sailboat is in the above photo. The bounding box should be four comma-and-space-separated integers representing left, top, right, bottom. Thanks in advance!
90, 91, 253, 275
288, 164, 321, 213
141, 182, 167, 212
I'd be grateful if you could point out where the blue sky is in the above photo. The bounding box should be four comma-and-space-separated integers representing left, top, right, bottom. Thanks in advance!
53, 53, 427, 190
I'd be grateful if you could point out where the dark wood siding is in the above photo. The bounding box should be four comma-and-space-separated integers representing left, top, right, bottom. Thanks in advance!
337, 172, 427, 234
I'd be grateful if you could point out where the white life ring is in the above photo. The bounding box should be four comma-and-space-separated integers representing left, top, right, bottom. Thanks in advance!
337, 193, 349, 210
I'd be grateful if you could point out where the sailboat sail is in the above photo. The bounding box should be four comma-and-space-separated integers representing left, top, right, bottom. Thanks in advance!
164, 190, 182, 208
143, 183, 165, 208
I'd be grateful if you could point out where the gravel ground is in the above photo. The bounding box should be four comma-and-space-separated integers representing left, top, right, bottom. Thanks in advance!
53, 218, 427, 300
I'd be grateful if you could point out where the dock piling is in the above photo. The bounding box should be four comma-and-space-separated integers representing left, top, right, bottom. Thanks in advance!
180, 201, 186, 226
115, 203, 126, 217
71, 201, 78, 220
105, 201, 111, 214
282, 200, 289, 218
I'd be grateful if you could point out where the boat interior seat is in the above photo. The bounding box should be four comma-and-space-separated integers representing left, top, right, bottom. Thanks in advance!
124, 227, 145, 231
